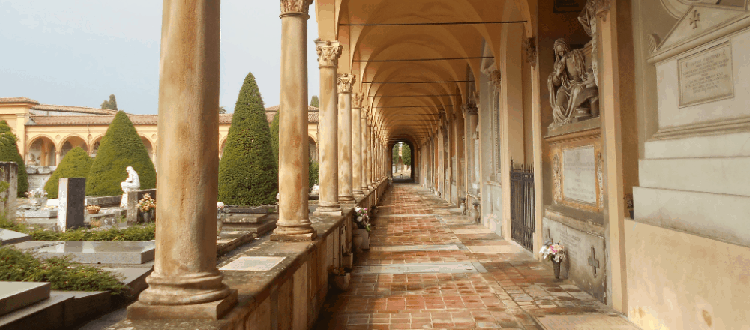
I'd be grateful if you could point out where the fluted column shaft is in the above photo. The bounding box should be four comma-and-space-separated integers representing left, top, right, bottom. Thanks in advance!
272, 0, 317, 240
352, 95, 363, 195
366, 123, 374, 188
132, 0, 235, 319
314, 39, 343, 216
337, 74, 355, 202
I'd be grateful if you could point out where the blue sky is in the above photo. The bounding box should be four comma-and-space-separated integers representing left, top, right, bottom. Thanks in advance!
0, 0, 321, 114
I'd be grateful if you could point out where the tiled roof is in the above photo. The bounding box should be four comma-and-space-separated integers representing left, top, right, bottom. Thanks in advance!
29, 113, 234, 126
265, 106, 320, 124
31, 104, 118, 115
0, 97, 40, 105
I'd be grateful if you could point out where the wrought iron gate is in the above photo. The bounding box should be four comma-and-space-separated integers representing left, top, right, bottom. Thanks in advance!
510, 160, 535, 251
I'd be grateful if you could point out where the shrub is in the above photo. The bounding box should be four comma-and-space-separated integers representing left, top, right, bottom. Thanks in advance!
86, 111, 156, 196
44, 147, 93, 198
0, 246, 128, 295
309, 161, 319, 189
0, 121, 28, 196
218, 72, 278, 206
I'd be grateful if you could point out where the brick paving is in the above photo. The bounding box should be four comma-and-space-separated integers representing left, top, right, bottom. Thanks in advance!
314, 183, 632, 330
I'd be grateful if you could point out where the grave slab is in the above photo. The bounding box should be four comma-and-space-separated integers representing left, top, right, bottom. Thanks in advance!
0, 229, 31, 245
13, 241, 155, 265
0, 282, 50, 316
220, 256, 286, 272
535, 314, 640, 330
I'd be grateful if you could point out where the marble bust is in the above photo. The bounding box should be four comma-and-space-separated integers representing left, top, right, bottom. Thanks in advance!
120, 166, 140, 207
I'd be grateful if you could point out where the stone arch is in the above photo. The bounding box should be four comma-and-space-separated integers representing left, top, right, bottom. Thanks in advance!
27, 135, 57, 166
89, 135, 105, 158
59, 134, 89, 160
219, 135, 228, 158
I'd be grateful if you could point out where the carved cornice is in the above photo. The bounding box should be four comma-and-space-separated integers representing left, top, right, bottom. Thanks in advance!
280, 0, 313, 17
315, 39, 342, 68
337, 73, 356, 94
489, 70, 502, 88
523, 37, 537, 67
593, 0, 610, 20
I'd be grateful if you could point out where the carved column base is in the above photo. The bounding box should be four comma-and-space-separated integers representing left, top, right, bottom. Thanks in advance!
339, 194, 356, 203
128, 290, 237, 320
271, 220, 317, 241
129, 272, 236, 320
315, 203, 343, 217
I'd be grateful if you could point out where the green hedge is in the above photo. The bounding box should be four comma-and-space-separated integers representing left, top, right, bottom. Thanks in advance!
270, 111, 280, 167
218, 72, 278, 206
44, 147, 93, 199
0, 246, 128, 295
309, 161, 319, 189
0, 121, 28, 196
86, 111, 156, 196
0, 217, 155, 241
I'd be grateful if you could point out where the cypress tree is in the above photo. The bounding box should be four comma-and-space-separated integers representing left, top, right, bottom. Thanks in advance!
0, 121, 28, 196
86, 111, 156, 196
309, 96, 319, 108
218, 72, 278, 206
44, 147, 93, 198
269, 112, 280, 166
403, 144, 412, 166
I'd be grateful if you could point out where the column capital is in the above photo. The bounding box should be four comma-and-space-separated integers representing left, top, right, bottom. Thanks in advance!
462, 103, 478, 115
280, 0, 313, 17
337, 73, 356, 94
315, 39, 342, 68
489, 70, 502, 88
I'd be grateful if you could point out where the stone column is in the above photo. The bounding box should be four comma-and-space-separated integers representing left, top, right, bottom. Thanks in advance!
337, 73, 356, 203
360, 107, 369, 192
463, 104, 479, 194
129, 0, 236, 320
272, 0, 317, 240
352, 94, 363, 196
55, 151, 62, 166
365, 122, 373, 189
314, 39, 343, 216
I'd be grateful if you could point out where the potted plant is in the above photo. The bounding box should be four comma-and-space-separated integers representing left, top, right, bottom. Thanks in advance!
539, 241, 566, 280
86, 205, 100, 214
328, 266, 350, 291
137, 193, 156, 223
353, 207, 371, 252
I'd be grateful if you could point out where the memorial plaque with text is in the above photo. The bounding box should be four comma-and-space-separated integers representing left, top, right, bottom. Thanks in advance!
679, 43, 734, 107
563, 146, 596, 204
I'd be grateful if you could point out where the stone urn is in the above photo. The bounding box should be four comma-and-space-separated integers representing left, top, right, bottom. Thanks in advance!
140, 209, 155, 223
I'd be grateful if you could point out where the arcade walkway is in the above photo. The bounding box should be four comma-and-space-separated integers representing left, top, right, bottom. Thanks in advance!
314, 184, 638, 330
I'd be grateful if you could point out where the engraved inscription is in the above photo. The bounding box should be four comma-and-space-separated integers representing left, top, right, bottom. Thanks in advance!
679, 43, 734, 107
563, 146, 596, 204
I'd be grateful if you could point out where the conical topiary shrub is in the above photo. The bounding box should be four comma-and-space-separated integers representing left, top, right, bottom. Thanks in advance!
44, 147, 93, 199
86, 111, 156, 196
218, 72, 278, 206
0, 121, 28, 196
269, 111, 280, 166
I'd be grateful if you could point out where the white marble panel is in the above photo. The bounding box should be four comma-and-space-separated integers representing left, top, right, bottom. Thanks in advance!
562, 146, 597, 204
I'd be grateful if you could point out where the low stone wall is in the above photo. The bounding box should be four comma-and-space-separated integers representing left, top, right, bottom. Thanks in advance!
112, 179, 389, 330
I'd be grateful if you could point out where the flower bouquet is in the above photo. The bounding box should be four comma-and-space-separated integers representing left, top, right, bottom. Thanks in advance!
137, 194, 156, 223
539, 241, 566, 280
353, 206, 370, 231
86, 205, 101, 214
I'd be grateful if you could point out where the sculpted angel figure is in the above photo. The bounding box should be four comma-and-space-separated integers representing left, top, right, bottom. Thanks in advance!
547, 38, 599, 127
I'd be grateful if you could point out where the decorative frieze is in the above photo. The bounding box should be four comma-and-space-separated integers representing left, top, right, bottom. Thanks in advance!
337, 73, 356, 94
280, 0, 313, 17
315, 39, 342, 68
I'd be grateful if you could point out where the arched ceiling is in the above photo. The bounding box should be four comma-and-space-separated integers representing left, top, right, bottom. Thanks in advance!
316, 0, 532, 147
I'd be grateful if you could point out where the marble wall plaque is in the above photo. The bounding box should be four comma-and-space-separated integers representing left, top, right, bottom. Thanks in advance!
679, 43, 734, 107
562, 146, 596, 204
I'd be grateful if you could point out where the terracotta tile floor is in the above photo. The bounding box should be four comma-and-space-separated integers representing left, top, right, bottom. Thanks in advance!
314, 184, 630, 330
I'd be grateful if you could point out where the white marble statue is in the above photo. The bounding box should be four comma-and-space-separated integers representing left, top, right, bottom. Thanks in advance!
120, 166, 140, 207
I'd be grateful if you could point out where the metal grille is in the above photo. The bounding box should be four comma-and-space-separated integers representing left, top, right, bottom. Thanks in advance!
510, 160, 535, 251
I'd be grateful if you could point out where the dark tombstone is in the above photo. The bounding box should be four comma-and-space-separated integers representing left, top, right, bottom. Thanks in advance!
57, 178, 85, 232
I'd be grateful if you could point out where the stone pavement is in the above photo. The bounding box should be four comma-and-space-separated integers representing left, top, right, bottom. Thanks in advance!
314, 183, 639, 330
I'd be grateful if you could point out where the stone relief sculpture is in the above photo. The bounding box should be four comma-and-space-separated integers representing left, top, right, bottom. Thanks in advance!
120, 166, 140, 207
548, 39, 599, 127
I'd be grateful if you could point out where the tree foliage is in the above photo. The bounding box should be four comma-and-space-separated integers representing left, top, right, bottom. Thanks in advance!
219, 106, 227, 114
269, 112, 280, 166
309, 95, 319, 108
402, 143, 412, 166
44, 147, 93, 199
218, 72, 278, 206
0, 121, 28, 196
100, 94, 118, 110
86, 111, 156, 196
309, 161, 319, 189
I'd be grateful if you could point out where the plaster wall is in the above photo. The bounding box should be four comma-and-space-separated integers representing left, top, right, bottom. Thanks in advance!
625, 219, 750, 330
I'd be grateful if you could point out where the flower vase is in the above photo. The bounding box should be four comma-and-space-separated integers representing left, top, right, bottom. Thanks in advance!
355, 228, 370, 250
352, 231, 364, 253
552, 260, 561, 280
332, 273, 350, 291
141, 210, 154, 223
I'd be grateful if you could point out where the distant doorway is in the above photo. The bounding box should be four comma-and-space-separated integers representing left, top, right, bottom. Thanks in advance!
391, 141, 413, 183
